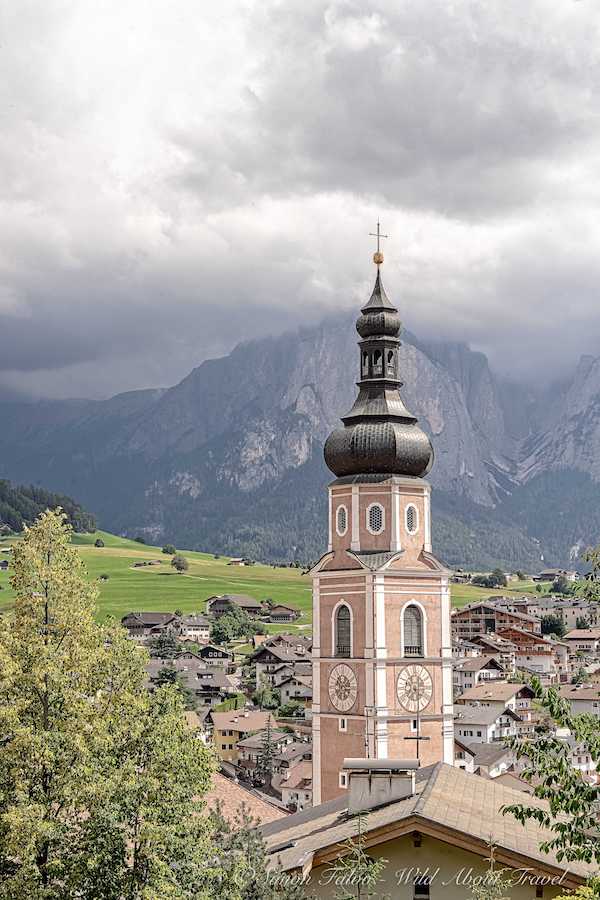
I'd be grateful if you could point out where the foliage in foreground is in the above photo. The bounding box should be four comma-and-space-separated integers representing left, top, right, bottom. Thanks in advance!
0, 509, 272, 899
502, 677, 600, 868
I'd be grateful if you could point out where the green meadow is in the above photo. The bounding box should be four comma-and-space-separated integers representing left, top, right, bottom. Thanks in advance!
0, 531, 542, 628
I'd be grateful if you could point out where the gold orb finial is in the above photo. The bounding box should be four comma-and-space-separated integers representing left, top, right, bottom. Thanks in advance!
369, 221, 388, 266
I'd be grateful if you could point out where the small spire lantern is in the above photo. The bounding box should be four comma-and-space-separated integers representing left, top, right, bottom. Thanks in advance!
323, 223, 434, 479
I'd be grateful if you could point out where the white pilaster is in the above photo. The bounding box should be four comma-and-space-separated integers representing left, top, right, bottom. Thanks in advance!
391, 484, 401, 552
351, 484, 360, 550
328, 488, 332, 552
373, 574, 388, 757
424, 486, 432, 553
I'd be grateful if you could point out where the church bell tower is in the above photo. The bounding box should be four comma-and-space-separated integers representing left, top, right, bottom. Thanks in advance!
311, 231, 454, 804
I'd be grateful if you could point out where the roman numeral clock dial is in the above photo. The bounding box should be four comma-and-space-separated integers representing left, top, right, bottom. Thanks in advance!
328, 663, 358, 712
396, 665, 433, 713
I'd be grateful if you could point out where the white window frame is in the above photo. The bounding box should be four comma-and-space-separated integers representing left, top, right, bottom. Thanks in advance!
331, 600, 354, 658
339, 771, 348, 789
400, 600, 428, 658
339, 717, 347, 732
336, 504, 348, 537
405, 503, 419, 535
366, 502, 385, 535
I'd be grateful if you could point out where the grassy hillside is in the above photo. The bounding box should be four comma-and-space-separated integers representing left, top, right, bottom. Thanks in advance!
0, 531, 541, 628
0, 531, 312, 627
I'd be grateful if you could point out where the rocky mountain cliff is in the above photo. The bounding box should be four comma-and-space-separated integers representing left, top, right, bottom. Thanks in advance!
2, 313, 600, 570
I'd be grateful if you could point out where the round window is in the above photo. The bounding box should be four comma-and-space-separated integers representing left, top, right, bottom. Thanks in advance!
368, 504, 384, 534
406, 504, 418, 534
336, 505, 348, 536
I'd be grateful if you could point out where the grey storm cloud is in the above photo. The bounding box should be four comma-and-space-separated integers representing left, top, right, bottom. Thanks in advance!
1, 0, 600, 398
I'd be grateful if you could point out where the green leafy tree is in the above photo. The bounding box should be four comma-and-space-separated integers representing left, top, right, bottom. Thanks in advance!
171, 554, 189, 573
278, 700, 305, 718
578, 546, 600, 602
147, 632, 181, 658
211, 607, 255, 644
540, 614, 566, 637
209, 803, 305, 900
0, 509, 223, 899
576, 616, 591, 629
551, 574, 573, 595
502, 676, 600, 866
162, 544, 176, 555
94, 537, 105, 547
152, 664, 196, 710
556, 878, 600, 900
252, 676, 280, 711
490, 567, 508, 588
327, 812, 390, 899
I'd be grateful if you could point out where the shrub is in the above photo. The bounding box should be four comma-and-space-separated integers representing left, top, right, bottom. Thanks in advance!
162, 544, 176, 555
94, 538, 105, 548
171, 554, 189, 574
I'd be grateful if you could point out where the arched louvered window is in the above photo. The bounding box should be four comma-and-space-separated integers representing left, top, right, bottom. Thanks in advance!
335, 604, 351, 658
403, 605, 424, 658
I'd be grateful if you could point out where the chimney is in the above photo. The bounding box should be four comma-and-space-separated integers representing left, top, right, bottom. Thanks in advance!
343, 759, 418, 814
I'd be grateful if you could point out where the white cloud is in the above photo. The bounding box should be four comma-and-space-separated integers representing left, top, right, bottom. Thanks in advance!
1, 0, 600, 397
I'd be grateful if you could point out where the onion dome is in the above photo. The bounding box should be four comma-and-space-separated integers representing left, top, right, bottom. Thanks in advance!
324, 247, 434, 479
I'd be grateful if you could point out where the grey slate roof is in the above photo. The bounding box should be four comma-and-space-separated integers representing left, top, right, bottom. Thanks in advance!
455, 705, 520, 726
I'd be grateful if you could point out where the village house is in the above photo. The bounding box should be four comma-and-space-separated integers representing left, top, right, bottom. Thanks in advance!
237, 729, 295, 779
195, 643, 234, 669
559, 683, 600, 717
454, 704, 522, 744
533, 568, 579, 583
267, 604, 301, 623
563, 627, 600, 657
452, 655, 504, 695
451, 602, 541, 642
455, 681, 536, 735
259, 762, 593, 897
495, 626, 562, 676
207, 593, 264, 618
210, 709, 276, 765
252, 638, 312, 688
120, 611, 210, 643
269, 660, 312, 688
451, 638, 482, 660
145, 655, 239, 707
279, 761, 313, 812
453, 739, 477, 773
278, 673, 313, 707
470, 632, 517, 672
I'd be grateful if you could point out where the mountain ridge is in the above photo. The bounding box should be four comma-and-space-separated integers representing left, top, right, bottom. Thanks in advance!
2, 312, 600, 569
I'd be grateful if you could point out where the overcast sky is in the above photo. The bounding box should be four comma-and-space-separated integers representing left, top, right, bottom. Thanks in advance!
1, 0, 600, 399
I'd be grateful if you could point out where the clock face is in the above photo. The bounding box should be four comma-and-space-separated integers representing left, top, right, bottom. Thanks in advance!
396, 665, 433, 713
328, 663, 358, 712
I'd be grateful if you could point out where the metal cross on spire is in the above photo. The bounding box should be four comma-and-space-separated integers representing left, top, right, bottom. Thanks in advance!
369, 220, 388, 266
